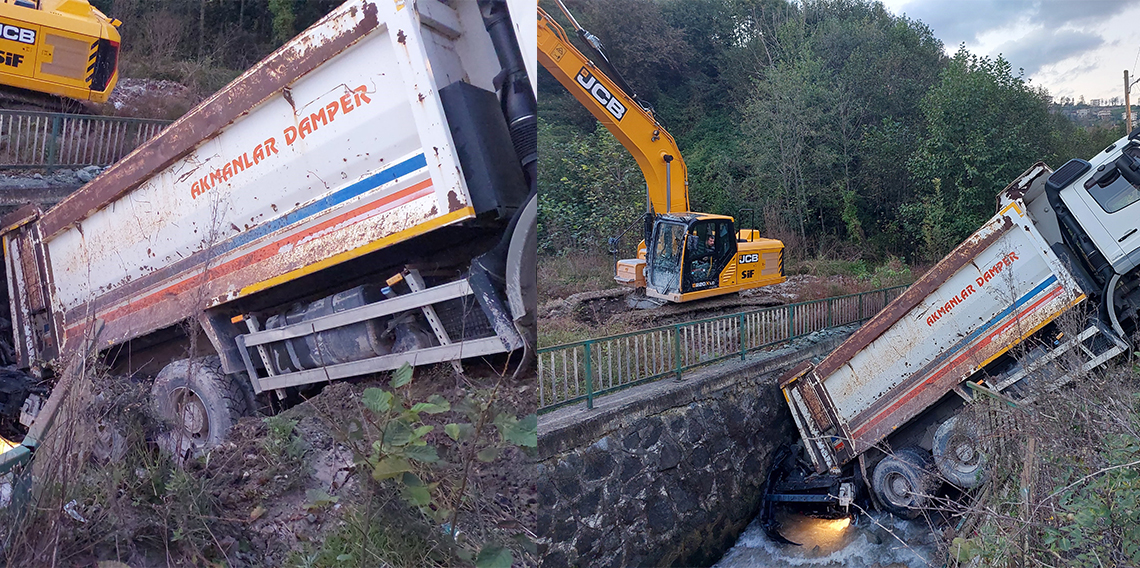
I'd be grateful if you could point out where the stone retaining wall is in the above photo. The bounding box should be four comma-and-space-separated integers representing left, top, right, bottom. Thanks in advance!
538, 327, 854, 567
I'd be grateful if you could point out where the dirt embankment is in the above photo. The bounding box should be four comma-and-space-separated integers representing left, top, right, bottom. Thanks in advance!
538, 274, 866, 347
1, 362, 537, 568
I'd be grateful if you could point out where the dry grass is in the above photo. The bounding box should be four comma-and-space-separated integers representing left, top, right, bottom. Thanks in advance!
538, 315, 638, 349
538, 253, 620, 301
0, 355, 534, 567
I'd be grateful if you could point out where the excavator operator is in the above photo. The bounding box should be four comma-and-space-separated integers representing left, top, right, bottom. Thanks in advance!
689, 227, 718, 282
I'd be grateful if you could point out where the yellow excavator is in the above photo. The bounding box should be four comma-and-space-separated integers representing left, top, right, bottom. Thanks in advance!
538, 1, 785, 304
0, 0, 120, 105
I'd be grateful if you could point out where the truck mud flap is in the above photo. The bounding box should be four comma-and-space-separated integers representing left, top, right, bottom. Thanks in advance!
467, 266, 525, 353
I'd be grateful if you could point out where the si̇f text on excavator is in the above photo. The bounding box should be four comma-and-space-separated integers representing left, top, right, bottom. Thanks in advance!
537, 1, 785, 304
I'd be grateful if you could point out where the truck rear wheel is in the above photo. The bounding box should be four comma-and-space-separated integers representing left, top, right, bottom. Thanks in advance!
933, 415, 988, 489
872, 447, 936, 518
151, 356, 250, 457
506, 193, 537, 354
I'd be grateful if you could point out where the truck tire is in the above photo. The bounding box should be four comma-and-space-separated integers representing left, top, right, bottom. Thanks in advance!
151, 356, 250, 456
506, 193, 537, 355
872, 447, 936, 518
933, 415, 988, 488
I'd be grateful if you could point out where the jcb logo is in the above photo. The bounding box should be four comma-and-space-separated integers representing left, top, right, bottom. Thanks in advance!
739, 253, 759, 264
576, 67, 626, 121
0, 24, 35, 45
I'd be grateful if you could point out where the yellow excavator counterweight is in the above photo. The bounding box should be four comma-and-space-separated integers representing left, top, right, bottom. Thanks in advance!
0, 0, 120, 103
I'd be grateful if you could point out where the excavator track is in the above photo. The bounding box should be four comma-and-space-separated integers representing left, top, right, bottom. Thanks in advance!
0, 85, 93, 114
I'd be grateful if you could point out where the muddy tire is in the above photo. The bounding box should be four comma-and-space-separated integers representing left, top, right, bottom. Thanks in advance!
506, 192, 537, 358
933, 415, 988, 489
872, 447, 936, 518
151, 356, 250, 456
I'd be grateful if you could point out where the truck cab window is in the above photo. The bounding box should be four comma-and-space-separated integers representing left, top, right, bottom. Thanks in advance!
1087, 148, 1140, 213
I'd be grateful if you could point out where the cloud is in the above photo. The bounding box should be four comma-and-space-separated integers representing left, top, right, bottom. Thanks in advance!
993, 28, 1104, 75
894, 0, 1024, 45
894, 0, 1130, 46
1032, 0, 1134, 28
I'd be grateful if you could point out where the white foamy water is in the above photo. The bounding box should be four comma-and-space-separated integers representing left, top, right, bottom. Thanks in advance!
714, 511, 941, 568
0, 476, 11, 509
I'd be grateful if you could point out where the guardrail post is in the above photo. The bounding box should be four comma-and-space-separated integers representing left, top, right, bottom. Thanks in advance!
827, 298, 833, 328
583, 341, 594, 410
739, 313, 746, 360
788, 305, 795, 339
674, 324, 683, 381
859, 292, 864, 321
47, 115, 61, 170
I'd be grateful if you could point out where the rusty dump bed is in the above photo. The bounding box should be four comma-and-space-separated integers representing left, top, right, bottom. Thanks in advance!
0, 0, 533, 365
781, 165, 1095, 473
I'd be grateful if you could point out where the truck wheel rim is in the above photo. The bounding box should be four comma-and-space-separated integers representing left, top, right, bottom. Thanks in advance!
174, 387, 209, 440
885, 472, 913, 505
949, 434, 979, 470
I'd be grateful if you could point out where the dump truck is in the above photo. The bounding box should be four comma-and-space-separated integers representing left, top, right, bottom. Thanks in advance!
0, 0, 536, 473
764, 135, 1140, 532
0, 0, 121, 106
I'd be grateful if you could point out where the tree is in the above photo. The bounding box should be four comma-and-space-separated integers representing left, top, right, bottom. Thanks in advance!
268, 0, 297, 44
537, 119, 644, 255
908, 48, 1055, 256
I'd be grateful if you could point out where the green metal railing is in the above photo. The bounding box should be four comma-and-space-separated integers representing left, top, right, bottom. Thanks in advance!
538, 284, 908, 413
0, 110, 171, 169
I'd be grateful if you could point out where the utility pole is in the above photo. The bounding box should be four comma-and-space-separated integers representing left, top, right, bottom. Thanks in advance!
1127, 70, 1133, 132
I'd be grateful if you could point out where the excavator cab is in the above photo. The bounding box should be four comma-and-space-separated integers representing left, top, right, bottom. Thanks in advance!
647, 214, 747, 300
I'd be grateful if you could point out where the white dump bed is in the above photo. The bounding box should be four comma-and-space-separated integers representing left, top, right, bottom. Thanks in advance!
782, 166, 1092, 472
3, 0, 534, 358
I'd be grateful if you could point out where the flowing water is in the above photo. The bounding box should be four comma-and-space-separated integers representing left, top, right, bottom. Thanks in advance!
714, 510, 942, 568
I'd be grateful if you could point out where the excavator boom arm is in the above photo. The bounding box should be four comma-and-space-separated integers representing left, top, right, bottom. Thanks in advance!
537, 5, 689, 215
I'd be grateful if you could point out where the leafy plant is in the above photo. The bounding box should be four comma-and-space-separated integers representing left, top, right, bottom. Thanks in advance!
342, 363, 536, 565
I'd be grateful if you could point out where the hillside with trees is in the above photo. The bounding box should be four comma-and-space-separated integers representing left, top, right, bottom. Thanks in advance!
88, 0, 340, 115
537, 0, 1125, 264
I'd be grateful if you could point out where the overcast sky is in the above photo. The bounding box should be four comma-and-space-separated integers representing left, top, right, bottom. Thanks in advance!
879, 0, 1140, 104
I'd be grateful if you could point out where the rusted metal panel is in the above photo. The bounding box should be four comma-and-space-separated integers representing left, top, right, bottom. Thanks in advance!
814, 216, 1015, 381
796, 376, 832, 437
792, 166, 1092, 471
17, 234, 45, 314
37, 2, 381, 241
4, 231, 33, 366
0, 203, 40, 233
4, 218, 59, 366
778, 361, 813, 389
